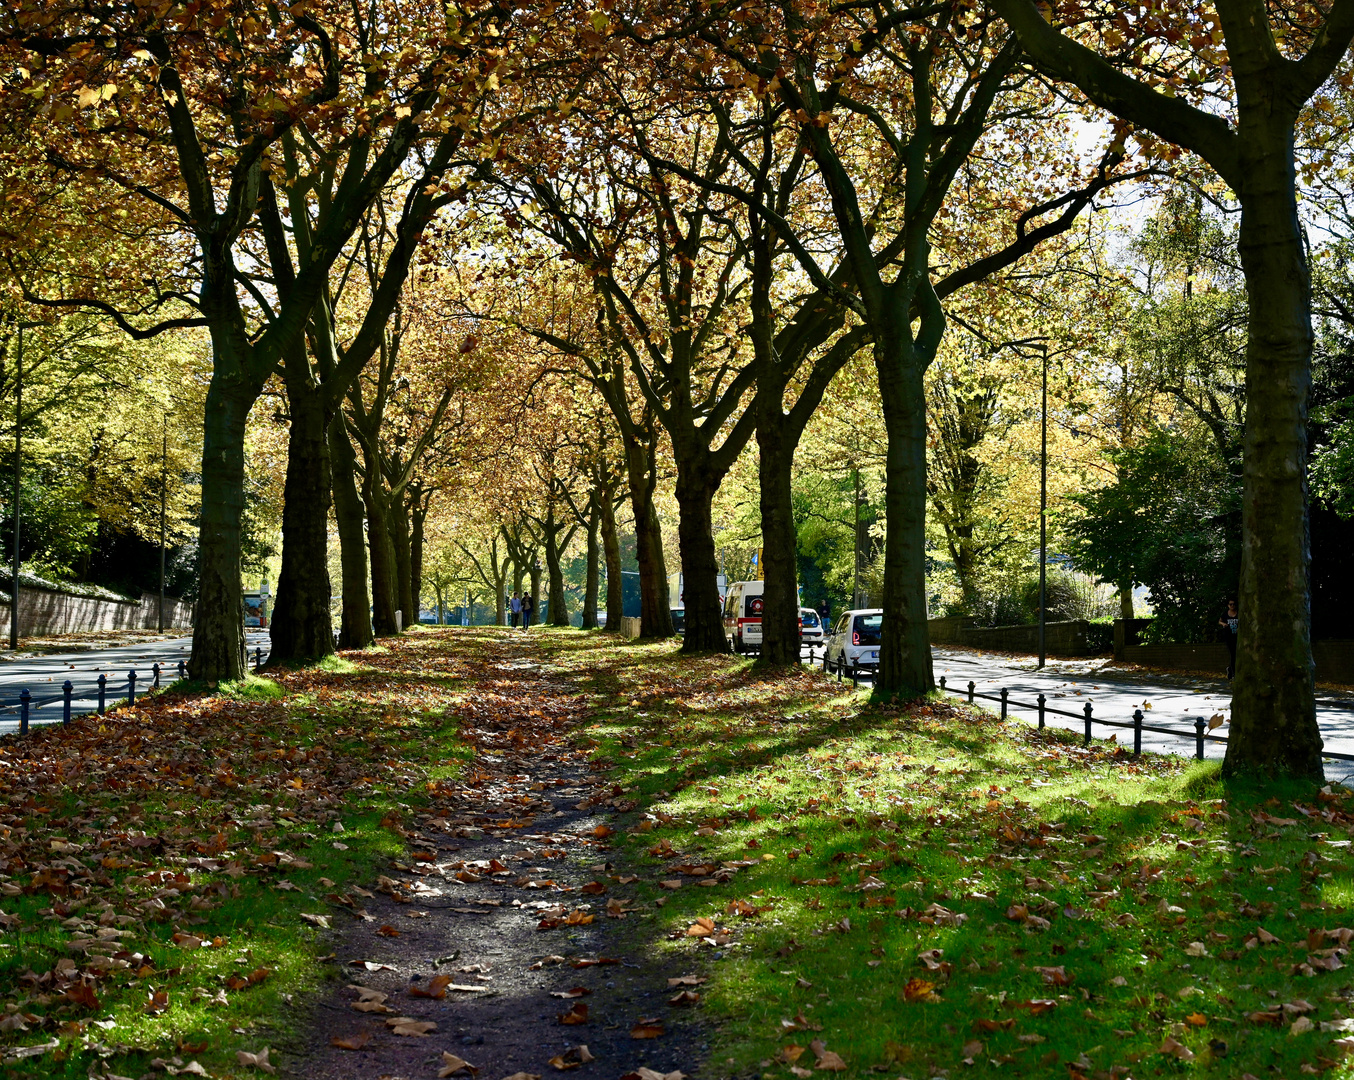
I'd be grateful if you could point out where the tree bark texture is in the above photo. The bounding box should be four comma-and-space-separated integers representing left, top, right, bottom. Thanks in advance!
391, 496, 413, 629
269, 377, 336, 664
190, 372, 251, 682
599, 485, 624, 632
625, 434, 672, 637
544, 505, 571, 627
582, 501, 600, 629
874, 342, 934, 696
1223, 142, 1321, 777
328, 413, 373, 649
529, 564, 543, 625
674, 463, 727, 653
756, 410, 801, 666
362, 469, 399, 636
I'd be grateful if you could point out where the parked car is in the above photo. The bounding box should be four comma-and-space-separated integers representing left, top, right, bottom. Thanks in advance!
671, 607, 685, 635
722, 580, 764, 653
823, 609, 883, 676
799, 606, 825, 645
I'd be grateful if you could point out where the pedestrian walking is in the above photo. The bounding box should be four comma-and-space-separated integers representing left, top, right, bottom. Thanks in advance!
510, 591, 522, 628
521, 592, 534, 629
1218, 597, 1239, 679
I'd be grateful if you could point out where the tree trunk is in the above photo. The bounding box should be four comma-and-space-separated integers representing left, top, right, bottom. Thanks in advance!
874, 341, 934, 696
529, 563, 542, 624
411, 501, 428, 626
674, 462, 728, 653
390, 498, 413, 629
1222, 141, 1321, 778
599, 485, 624, 632
546, 517, 570, 626
625, 434, 672, 637
362, 472, 399, 636
268, 378, 336, 665
328, 413, 373, 649
1119, 583, 1134, 621
582, 500, 600, 629
757, 411, 800, 665
495, 577, 506, 626
190, 373, 251, 682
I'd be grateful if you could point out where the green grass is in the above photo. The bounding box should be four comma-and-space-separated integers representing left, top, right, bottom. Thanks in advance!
527, 634, 1354, 1080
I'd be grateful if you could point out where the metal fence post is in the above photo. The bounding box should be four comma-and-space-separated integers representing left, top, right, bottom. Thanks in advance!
851, 665, 858, 688
19, 688, 29, 735
177, 659, 186, 680
62, 680, 72, 725
1083, 702, 1093, 746
938, 676, 947, 693
128, 670, 137, 707
97, 673, 106, 715
967, 680, 976, 703
152, 662, 161, 688
1133, 709, 1143, 756
1000, 687, 1008, 721
1195, 716, 1206, 760
1037, 693, 1046, 731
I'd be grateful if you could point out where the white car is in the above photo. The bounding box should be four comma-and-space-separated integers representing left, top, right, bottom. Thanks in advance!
823, 609, 883, 676
799, 607, 826, 645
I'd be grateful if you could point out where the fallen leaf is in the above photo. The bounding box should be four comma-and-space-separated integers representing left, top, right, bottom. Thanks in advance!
558, 1003, 589, 1025
1159, 1036, 1195, 1061
330, 1033, 370, 1050
548, 1045, 595, 1070
439, 1052, 480, 1076
237, 1047, 278, 1074
631, 1018, 665, 1039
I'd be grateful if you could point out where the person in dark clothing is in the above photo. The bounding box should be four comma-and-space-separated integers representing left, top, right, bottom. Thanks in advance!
1218, 598, 1239, 679
817, 599, 830, 622
521, 592, 534, 629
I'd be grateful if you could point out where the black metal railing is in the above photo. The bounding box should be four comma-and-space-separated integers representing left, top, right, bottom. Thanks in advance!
0, 645, 269, 735
933, 675, 1354, 764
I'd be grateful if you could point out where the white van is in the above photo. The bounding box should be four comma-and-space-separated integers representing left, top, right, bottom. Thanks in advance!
722, 580, 765, 653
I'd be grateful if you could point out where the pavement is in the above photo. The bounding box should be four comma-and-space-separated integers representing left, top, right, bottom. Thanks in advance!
0, 631, 272, 733
801, 643, 1354, 771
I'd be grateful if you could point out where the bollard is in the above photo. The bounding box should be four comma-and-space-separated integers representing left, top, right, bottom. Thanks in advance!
1195, 716, 1206, 760
19, 688, 30, 736
1083, 702, 1093, 747
128, 670, 137, 707
255, 647, 263, 672
62, 680, 73, 725
967, 680, 976, 703
1133, 708, 1143, 756
97, 673, 107, 715
1000, 687, 1008, 721
836, 658, 842, 683
1037, 693, 1046, 731
939, 676, 947, 693
851, 664, 858, 688
178, 660, 187, 680
153, 662, 161, 688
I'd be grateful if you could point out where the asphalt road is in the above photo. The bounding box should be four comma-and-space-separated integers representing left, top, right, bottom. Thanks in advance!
0, 631, 271, 732
801, 642, 1354, 770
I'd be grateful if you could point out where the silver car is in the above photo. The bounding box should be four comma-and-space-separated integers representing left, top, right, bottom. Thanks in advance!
799, 607, 826, 645
823, 609, 883, 676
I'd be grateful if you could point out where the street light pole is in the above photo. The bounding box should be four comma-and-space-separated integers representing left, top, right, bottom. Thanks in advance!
9, 324, 21, 651
1038, 341, 1048, 670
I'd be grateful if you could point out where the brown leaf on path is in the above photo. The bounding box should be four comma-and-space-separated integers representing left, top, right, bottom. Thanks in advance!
558, 1002, 589, 1025
592, 825, 615, 839
376, 924, 401, 937
668, 990, 700, 1006
236, 1047, 277, 1074
549, 987, 593, 999
668, 975, 705, 988
620, 1070, 684, 1080
658, 880, 682, 890
581, 881, 607, 895
388, 1018, 437, 1036
686, 917, 717, 937
501, 1073, 542, 1080
410, 974, 455, 999
438, 1051, 479, 1076
631, 1018, 665, 1039
548, 1045, 595, 1070
330, 1032, 371, 1051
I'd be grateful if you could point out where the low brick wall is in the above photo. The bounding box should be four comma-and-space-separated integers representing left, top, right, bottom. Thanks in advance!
927, 617, 1100, 656
0, 587, 192, 637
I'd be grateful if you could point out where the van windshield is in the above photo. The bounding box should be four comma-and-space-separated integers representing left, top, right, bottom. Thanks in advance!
853, 614, 882, 645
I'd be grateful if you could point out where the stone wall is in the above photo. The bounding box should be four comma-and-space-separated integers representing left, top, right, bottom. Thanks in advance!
0, 587, 193, 637
927, 617, 1101, 656
1114, 626, 1354, 685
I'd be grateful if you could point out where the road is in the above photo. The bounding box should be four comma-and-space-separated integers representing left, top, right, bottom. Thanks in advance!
0, 631, 272, 733
802, 643, 1354, 770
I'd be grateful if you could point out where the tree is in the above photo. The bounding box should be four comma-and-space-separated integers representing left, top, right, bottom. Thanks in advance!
986, 0, 1354, 779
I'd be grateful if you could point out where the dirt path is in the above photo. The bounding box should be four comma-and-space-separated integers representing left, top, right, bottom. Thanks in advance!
294, 637, 707, 1080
